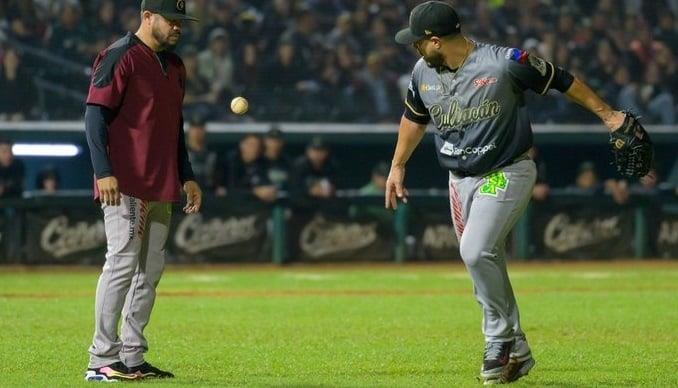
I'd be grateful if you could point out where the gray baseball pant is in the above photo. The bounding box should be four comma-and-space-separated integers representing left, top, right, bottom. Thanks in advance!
88, 194, 172, 368
449, 158, 536, 344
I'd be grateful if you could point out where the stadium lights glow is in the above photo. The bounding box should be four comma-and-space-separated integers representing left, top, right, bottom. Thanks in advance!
12, 143, 81, 157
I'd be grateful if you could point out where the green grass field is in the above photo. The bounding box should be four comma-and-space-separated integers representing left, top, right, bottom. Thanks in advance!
1, 261, 677, 387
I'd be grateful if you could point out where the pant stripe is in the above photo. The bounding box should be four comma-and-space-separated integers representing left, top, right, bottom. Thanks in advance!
137, 201, 148, 238
449, 181, 465, 239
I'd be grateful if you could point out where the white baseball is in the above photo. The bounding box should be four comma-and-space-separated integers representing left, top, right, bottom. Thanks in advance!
230, 97, 249, 115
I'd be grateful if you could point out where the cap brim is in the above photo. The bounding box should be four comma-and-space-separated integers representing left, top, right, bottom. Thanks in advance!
158, 12, 199, 21
395, 27, 422, 44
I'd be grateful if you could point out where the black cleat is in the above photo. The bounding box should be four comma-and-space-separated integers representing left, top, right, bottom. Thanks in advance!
127, 362, 175, 379
479, 340, 513, 384
84, 361, 138, 382
128, 362, 174, 379
501, 355, 535, 383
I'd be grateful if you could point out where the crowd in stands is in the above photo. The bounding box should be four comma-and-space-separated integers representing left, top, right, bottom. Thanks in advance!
1, 0, 678, 123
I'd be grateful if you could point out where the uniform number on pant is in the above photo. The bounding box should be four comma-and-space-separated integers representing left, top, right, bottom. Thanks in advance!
479, 171, 509, 196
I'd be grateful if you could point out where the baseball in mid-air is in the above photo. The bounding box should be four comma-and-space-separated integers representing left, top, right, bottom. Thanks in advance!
230, 96, 249, 115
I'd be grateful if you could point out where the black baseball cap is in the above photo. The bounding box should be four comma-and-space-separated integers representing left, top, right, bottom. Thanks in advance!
395, 1, 461, 45
307, 136, 328, 150
141, 0, 199, 21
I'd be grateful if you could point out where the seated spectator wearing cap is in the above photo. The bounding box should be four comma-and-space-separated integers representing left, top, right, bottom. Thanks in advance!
566, 161, 603, 194
567, 161, 629, 205
224, 134, 277, 203
349, 161, 393, 225
0, 139, 24, 198
263, 127, 292, 192
198, 28, 234, 108
291, 137, 337, 199
35, 166, 60, 195
185, 118, 219, 193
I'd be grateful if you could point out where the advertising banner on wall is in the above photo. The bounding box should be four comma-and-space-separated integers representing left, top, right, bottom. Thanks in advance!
657, 213, 678, 258
24, 208, 106, 264
531, 203, 635, 259
288, 201, 394, 262
409, 207, 462, 261
0, 210, 8, 262
168, 198, 271, 263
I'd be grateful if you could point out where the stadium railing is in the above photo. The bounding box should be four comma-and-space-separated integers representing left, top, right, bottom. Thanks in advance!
1, 189, 676, 264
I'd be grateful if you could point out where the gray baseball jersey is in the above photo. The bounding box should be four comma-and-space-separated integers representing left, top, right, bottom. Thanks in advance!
404, 42, 561, 176
401, 41, 572, 348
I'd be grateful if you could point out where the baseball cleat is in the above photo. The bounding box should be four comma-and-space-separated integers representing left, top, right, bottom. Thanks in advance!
84, 362, 138, 382
127, 361, 175, 379
501, 355, 535, 383
480, 340, 514, 381
480, 340, 513, 383
479, 338, 536, 385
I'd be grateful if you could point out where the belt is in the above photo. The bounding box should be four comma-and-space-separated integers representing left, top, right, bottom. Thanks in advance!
450, 152, 531, 178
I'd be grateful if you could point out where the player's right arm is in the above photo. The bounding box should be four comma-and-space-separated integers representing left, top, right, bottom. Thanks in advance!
85, 45, 131, 206
386, 71, 430, 210
85, 104, 120, 206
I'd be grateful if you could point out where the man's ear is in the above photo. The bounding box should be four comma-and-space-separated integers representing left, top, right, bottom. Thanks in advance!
140, 10, 153, 25
431, 37, 442, 49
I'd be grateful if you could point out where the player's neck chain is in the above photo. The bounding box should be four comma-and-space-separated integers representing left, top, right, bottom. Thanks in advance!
438, 39, 475, 95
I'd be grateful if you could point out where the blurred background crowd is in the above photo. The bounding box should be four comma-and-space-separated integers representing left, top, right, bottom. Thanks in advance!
2, 0, 678, 123
0, 0, 677, 202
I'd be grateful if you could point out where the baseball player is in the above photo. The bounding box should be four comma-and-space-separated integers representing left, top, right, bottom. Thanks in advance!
83, 0, 200, 382
386, 1, 644, 384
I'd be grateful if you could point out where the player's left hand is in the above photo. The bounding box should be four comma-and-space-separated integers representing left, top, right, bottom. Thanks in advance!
183, 180, 202, 214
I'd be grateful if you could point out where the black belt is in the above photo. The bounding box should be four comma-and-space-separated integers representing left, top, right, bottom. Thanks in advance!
450, 153, 530, 178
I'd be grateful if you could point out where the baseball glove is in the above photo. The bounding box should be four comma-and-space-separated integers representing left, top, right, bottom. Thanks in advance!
609, 112, 654, 177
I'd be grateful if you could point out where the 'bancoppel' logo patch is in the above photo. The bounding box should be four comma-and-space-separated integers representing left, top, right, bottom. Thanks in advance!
440, 141, 497, 157
176, 0, 185, 11
420, 84, 442, 93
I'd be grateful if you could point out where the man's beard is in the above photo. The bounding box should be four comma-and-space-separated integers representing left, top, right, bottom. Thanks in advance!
152, 25, 179, 51
423, 52, 446, 68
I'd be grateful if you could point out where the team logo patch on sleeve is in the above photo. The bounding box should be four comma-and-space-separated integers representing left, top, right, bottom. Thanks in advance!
508, 48, 529, 64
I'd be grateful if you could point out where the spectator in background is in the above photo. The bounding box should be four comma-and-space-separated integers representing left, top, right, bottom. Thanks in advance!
0, 47, 34, 121
356, 52, 400, 122
528, 146, 550, 202
260, 0, 293, 53
88, 0, 118, 54
327, 12, 360, 53
570, 161, 603, 193
198, 28, 234, 105
280, 8, 320, 72
263, 127, 292, 192
186, 118, 218, 193
619, 62, 676, 124
224, 134, 277, 202
35, 166, 60, 194
48, 2, 88, 63
0, 139, 24, 198
359, 161, 389, 195
568, 161, 630, 205
292, 136, 337, 199
182, 45, 217, 119
349, 162, 392, 224
260, 38, 306, 119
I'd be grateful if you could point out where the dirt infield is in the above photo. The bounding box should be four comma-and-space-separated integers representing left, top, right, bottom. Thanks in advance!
0, 259, 676, 273
2, 285, 676, 300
